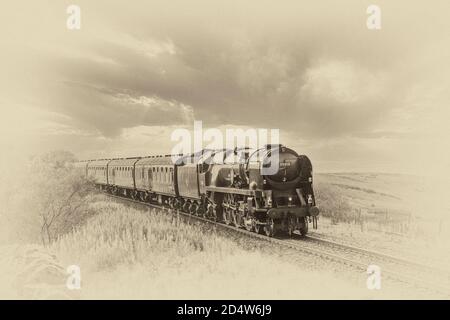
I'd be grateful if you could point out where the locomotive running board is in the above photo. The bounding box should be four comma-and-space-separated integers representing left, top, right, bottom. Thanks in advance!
205, 186, 255, 196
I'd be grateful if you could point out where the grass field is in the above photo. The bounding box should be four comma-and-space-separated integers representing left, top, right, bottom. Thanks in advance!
45, 199, 382, 299
0, 196, 440, 299
53, 198, 440, 299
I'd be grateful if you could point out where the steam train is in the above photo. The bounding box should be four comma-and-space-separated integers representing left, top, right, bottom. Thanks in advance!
75, 144, 319, 237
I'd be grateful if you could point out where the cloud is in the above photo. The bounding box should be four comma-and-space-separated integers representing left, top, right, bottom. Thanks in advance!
1, 0, 449, 173
0, 1, 414, 138
294, 59, 394, 137
48, 81, 195, 137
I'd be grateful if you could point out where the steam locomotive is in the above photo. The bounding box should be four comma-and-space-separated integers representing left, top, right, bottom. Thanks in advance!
75, 144, 319, 237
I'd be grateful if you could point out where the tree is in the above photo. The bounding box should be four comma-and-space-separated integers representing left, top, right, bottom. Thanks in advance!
28, 151, 94, 246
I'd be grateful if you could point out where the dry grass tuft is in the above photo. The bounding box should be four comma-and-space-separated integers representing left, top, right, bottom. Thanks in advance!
51, 200, 234, 273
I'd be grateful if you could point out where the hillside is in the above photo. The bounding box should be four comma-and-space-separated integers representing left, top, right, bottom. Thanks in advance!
312, 173, 450, 264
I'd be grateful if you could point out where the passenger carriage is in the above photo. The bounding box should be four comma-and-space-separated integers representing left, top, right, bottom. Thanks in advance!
134, 156, 176, 204
107, 158, 140, 197
86, 159, 109, 190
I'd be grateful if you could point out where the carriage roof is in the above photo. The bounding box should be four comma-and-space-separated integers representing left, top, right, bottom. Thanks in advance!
87, 159, 111, 167
108, 158, 141, 167
135, 156, 174, 166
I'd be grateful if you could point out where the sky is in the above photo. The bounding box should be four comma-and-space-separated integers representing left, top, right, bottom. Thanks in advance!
0, 0, 449, 174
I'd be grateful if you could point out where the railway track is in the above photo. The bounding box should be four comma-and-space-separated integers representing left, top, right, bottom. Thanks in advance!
102, 192, 450, 297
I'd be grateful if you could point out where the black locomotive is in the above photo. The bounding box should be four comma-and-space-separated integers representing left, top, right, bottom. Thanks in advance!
75, 144, 319, 237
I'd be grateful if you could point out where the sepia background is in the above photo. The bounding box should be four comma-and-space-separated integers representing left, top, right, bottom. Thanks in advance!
0, 0, 449, 299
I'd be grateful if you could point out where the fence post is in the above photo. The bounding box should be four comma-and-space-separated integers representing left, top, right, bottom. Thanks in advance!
359, 208, 363, 232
